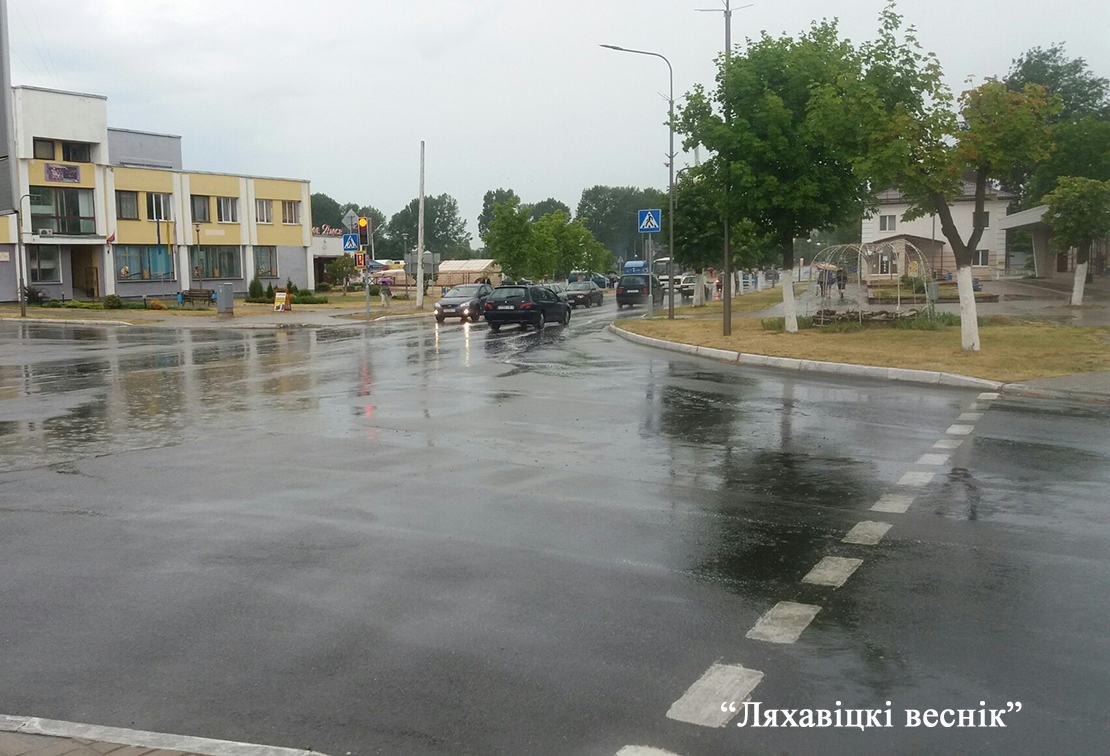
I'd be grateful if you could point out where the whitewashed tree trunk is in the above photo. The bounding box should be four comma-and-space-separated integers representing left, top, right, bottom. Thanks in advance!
693, 272, 706, 307
956, 265, 980, 352
783, 271, 798, 333
1071, 261, 1088, 306
755, 272, 762, 291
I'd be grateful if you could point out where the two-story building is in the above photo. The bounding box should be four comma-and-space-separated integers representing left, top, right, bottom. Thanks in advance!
0, 86, 312, 302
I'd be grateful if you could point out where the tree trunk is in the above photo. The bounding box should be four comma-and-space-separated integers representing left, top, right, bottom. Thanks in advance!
782, 233, 798, 333
693, 271, 706, 307
1071, 241, 1090, 307
956, 265, 980, 352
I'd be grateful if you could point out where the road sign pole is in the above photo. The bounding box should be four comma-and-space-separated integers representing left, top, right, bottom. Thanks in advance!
416, 141, 426, 309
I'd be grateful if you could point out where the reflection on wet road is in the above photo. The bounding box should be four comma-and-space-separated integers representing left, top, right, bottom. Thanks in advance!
1, 307, 1108, 756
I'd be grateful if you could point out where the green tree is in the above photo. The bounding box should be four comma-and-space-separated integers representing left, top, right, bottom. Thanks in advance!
1043, 177, 1110, 306
679, 20, 876, 332
387, 194, 472, 260
483, 197, 534, 279
1006, 44, 1109, 121
535, 211, 608, 279
326, 253, 357, 293
1026, 116, 1110, 203
310, 193, 343, 230
576, 185, 666, 263
531, 198, 571, 221
478, 188, 520, 238
861, 5, 1057, 350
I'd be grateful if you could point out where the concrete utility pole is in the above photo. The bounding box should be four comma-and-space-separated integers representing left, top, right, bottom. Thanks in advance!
416, 141, 425, 309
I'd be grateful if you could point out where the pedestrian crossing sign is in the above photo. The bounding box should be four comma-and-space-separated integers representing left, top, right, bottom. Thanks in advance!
343, 234, 359, 251
638, 209, 661, 233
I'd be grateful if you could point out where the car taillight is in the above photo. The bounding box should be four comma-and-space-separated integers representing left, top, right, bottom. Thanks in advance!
520, 302, 533, 309
485, 303, 493, 309
616, 288, 624, 294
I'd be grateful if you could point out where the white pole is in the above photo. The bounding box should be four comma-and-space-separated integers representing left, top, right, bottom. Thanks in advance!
416, 141, 425, 309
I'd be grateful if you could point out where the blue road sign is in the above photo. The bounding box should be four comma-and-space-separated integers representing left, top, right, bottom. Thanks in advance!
343, 234, 359, 252
638, 209, 661, 233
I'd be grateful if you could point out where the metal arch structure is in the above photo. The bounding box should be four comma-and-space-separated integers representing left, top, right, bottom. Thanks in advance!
805, 241, 936, 324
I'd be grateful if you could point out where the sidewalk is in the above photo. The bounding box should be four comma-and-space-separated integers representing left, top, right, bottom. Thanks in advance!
0, 305, 433, 329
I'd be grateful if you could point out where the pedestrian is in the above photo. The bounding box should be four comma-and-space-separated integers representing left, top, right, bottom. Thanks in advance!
836, 266, 848, 300
818, 268, 829, 298
381, 281, 391, 308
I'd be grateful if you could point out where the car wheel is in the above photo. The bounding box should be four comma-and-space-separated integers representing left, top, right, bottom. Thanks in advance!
563, 307, 571, 325
489, 323, 500, 333
470, 312, 480, 322
535, 311, 546, 330
435, 314, 445, 323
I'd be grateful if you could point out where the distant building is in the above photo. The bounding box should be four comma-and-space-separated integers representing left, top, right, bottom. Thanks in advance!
998, 205, 1109, 280
0, 86, 312, 302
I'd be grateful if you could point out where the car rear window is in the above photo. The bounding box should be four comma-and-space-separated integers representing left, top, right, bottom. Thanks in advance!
489, 287, 527, 301
568, 283, 592, 291
620, 276, 649, 287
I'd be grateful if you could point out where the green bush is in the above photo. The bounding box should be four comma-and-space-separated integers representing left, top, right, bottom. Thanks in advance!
265, 282, 275, 300
244, 297, 271, 304
314, 282, 332, 292
23, 286, 47, 305
291, 294, 328, 305
367, 284, 381, 296
818, 320, 865, 333
248, 276, 264, 299
286, 278, 299, 295
103, 294, 124, 309
760, 316, 814, 331
899, 274, 927, 294
63, 300, 103, 310
45, 299, 62, 308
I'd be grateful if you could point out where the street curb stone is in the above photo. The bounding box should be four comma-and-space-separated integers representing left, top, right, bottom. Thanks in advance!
0, 316, 134, 327
0, 715, 330, 756
608, 323, 1004, 391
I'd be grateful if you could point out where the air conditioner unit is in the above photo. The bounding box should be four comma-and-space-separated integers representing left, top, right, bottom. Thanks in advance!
39, 229, 53, 236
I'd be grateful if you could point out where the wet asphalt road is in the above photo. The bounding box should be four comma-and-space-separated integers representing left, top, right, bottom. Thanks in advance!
1, 299, 1108, 756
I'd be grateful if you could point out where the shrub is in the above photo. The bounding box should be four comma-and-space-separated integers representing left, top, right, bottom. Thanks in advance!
63, 300, 102, 310
899, 274, 927, 294
367, 284, 381, 296
818, 320, 865, 333
248, 276, 264, 299
147, 298, 168, 310
244, 297, 270, 304
760, 316, 813, 331
103, 294, 124, 309
314, 282, 332, 292
45, 299, 62, 308
23, 286, 47, 305
286, 278, 299, 295
265, 282, 275, 300
291, 294, 328, 305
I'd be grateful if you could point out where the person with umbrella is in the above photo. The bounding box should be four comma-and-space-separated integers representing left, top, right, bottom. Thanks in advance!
379, 277, 393, 308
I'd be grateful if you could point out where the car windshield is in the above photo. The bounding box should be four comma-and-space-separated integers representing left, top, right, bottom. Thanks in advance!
445, 285, 481, 297
568, 283, 592, 291
621, 276, 649, 287
489, 287, 526, 301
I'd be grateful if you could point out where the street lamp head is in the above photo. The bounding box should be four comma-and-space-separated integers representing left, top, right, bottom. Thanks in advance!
600, 44, 625, 51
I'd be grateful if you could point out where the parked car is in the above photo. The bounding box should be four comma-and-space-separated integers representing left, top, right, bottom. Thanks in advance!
434, 283, 493, 322
616, 274, 664, 309
483, 284, 571, 332
571, 271, 609, 289
565, 280, 604, 308
542, 282, 569, 301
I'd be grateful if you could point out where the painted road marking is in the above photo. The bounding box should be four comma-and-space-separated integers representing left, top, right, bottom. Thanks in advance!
916, 453, 950, 466
872, 493, 915, 513
843, 521, 892, 545
746, 601, 821, 644
968, 402, 985, 410
666, 663, 764, 727
978, 392, 1000, 400
616, 747, 686, 756
801, 556, 863, 587
947, 424, 975, 436
898, 471, 934, 487
958, 412, 984, 422
933, 438, 964, 450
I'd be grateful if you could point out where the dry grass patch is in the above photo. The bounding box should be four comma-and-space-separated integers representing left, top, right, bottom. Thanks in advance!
619, 318, 1110, 383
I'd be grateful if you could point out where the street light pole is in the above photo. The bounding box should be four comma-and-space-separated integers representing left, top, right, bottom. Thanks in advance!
15, 193, 30, 317
600, 44, 676, 319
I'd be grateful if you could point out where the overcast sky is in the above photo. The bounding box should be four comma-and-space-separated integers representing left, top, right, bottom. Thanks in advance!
7, 0, 1108, 239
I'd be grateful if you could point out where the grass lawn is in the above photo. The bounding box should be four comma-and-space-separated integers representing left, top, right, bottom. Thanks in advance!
336, 307, 430, 321
618, 317, 1110, 383
670, 283, 807, 317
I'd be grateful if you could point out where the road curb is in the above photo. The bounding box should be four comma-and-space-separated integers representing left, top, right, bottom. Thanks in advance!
608, 323, 1003, 390
0, 316, 134, 327
0, 715, 330, 756
1000, 383, 1110, 404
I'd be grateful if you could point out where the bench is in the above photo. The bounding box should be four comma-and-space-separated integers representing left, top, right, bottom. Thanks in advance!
181, 288, 214, 306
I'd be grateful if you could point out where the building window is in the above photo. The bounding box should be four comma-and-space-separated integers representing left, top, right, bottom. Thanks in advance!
147, 192, 173, 221
116, 191, 139, 220
217, 197, 238, 223
30, 185, 96, 235
191, 195, 210, 223
61, 142, 91, 163
28, 245, 61, 283
879, 214, 897, 232
975, 211, 990, 228
255, 246, 278, 278
115, 244, 175, 281
281, 200, 301, 224
973, 249, 990, 267
33, 139, 54, 160
190, 245, 242, 279
256, 199, 272, 224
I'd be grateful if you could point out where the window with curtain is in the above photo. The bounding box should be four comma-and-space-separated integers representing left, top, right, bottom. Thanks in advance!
255, 246, 278, 278
217, 197, 238, 223
256, 199, 272, 224
190, 245, 242, 279
116, 191, 139, 220
282, 200, 300, 224
191, 195, 210, 223
115, 245, 175, 281
30, 186, 96, 235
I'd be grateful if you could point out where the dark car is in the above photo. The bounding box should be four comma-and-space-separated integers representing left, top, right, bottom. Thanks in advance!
483, 284, 571, 332
542, 282, 569, 302
570, 271, 609, 289
616, 274, 664, 309
435, 283, 493, 322
565, 281, 603, 308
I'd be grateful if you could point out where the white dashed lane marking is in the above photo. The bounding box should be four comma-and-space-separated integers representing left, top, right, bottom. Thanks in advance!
843, 520, 892, 545
897, 471, 934, 487
616, 747, 686, 756
871, 492, 915, 513
746, 601, 821, 644
946, 424, 975, 436
933, 438, 964, 450
915, 453, 950, 466
978, 392, 1000, 400
665, 663, 764, 727
958, 412, 983, 422
801, 556, 863, 587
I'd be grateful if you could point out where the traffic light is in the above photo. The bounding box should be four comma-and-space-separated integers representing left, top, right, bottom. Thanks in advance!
357, 216, 369, 248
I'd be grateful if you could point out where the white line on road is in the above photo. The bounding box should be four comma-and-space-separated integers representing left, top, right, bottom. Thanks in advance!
746, 601, 821, 644
968, 402, 985, 410
958, 412, 984, 422
616, 748, 686, 756
946, 424, 975, 436
915, 453, 950, 466
843, 521, 892, 545
978, 392, 1000, 400
666, 663, 764, 727
871, 493, 915, 513
933, 438, 964, 450
801, 556, 863, 587
898, 471, 935, 487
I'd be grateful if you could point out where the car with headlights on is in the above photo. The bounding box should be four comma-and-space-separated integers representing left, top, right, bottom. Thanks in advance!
565, 280, 603, 308
434, 283, 493, 323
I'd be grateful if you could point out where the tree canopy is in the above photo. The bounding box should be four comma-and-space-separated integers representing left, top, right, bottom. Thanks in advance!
1006, 44, 1110, 121
484, 198, 609, 280
1044, 176, 1110, 305
387, 194, 472, 260
478, 188, 520, 239
576, 185, 666, 262
531, 198, 571, 221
